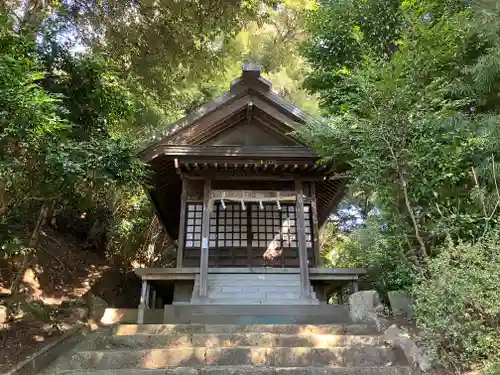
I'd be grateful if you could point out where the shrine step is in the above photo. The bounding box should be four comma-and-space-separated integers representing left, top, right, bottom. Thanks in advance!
113, 323, 378, 335
77, 333, 386, 350
50, 346, 404, 370
46, 367, 416, 375
41, 324, 411, 375
192, 273, 319, 305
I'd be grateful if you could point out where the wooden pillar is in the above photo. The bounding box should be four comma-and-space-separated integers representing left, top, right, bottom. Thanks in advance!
177, 179, 188, 268
295, 180, 311, 298
145, 282, 151, 308
351, 279, 359, 293
138, 279, 147, 324
199, 179, 212, 298
152, 289, 157, 309
338, 287, 344, 305
310, 181, 322, 267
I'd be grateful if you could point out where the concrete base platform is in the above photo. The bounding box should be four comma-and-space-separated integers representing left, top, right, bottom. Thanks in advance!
100, 304, 351, 325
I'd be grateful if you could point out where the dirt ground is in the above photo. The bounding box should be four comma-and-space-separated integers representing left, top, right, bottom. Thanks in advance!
0, 228, 141, 373
0, 320, 66, 373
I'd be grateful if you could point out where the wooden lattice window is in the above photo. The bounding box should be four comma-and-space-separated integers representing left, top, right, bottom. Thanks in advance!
249, 203, 301, 249
210, 203, 248, 248
185, 201, 313, 250
185, 203, 203, 248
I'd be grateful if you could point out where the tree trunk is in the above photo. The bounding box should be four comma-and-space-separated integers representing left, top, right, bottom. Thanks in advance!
9, 204, 48, 295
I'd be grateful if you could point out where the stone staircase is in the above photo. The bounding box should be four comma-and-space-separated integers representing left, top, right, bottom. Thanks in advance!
42, 322, 414, 374
191, 273, 320, 305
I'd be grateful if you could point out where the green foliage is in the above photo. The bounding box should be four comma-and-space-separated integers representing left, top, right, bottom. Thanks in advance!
350, 217, 417, 293
2, 0, 319, 267
171, 0, 321, 117
0, 13, 146, 259
301, 0, 500, 255
301, 0, 403, 113
413, 236, 500, 370
323, 216, 417, 294
301, 0, 500, 371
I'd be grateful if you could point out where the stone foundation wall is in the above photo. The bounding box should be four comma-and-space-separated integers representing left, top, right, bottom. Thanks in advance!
173, 281, 194, 304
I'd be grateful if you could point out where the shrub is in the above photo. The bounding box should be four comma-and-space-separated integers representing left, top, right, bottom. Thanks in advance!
413, 236, 500, 372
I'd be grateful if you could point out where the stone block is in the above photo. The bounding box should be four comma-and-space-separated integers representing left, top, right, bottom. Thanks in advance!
79, 333, 193, 350
268, 347, 399, 367
276, 334, 382, 348
202, 367, 272, 375
384, 324, 432, 372
205, 347, 268, 366
191, 333, 233, 347
272, 368, 414, 375
348, 291, 383, 324
86, 295, 108, 322
229, 332, 278, 347
68, 348, 206, 369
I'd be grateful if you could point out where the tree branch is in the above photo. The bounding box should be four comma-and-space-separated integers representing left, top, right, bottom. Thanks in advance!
383, 137, 428, 261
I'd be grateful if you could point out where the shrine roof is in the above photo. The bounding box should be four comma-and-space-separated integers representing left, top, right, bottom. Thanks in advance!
138, 64, 349, 239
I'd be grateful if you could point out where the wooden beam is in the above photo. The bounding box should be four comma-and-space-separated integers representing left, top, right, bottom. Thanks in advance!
180, 172, 329, 181
176, 179, 188, 268
155, 145, 320, 159
199, 179, 212, 298
295, 180, 311, 298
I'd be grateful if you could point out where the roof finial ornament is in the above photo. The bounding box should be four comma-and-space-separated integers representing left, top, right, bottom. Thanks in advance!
230, 62, 271, 92
242, 63, 261, 79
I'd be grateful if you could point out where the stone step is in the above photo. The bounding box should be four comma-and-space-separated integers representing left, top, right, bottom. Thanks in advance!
203, 274, 302, 279
46, 366, 416, 375
200, 279, 302, 284
61, 346, 404, 370
166, 304, 348, 316
166, 314, 340, 324
198, 300, 319, 306
205, 292, 309, 299
109, 307, 349, 324
77, 333, 385, 350
114, 324, 377, 336
195, 282, 306, 288
200, 286, 309, 293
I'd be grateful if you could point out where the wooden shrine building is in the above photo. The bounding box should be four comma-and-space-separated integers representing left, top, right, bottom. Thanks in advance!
135, 64, 364, 315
